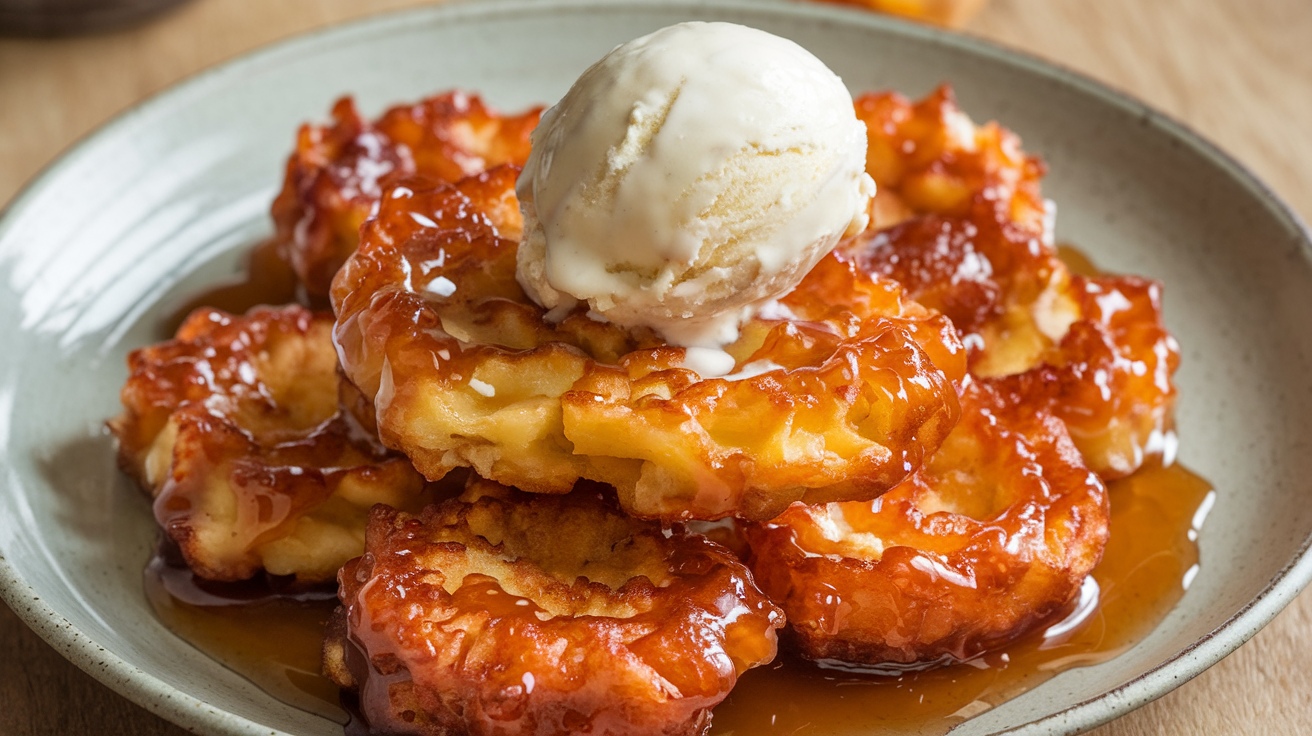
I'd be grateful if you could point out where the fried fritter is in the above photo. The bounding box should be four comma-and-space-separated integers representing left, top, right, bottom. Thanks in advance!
744, 381, 1110, 665
270, 91, 540, 299
851, 86, 1070, 376
331, 171, 967, 521
110, 305, 432, 583
989, 274, 1180, 479
851, 87, 1178, 477
856, 86, 1049, 236
323, 480, 783, 736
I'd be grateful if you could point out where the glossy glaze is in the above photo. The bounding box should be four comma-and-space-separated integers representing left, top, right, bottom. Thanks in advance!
145, 462, 1210, 735
328, 486, 783, 734
744, 381, 1110, 666
330, 169, 966, 521
113, 305, 431, 583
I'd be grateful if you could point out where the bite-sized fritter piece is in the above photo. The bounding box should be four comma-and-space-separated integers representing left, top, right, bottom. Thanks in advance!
110, 305, 432, 583
850, 87, 1178, 477
331, 171, 966, 521
270, 91, 540, 299
323, 480, 783, 736
744, 381, 1109, 665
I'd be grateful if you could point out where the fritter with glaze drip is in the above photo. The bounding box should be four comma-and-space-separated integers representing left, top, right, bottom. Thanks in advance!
323, 480, 783, 735
331, 169, 967, 521
744, 380, 1110, 665
110, 305, 433, 582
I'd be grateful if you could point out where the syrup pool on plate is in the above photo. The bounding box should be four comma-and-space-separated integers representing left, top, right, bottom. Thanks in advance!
143, 461, 1214, 735
709, 461, 1213, 735
143, 546, 347, 724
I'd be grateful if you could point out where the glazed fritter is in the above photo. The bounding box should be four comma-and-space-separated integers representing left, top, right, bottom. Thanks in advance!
851, 87, 1178, 477
744, 381, 1110, 665
989, 274, 1178, 478
323, 480, 783, 736
270, 91, 540, 299
331, 170, 967, 521
110, 305, 432, 583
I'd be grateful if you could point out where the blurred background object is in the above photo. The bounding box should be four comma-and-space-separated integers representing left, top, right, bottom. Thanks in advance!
816, 0, 988, 27
0, 0, 192, 36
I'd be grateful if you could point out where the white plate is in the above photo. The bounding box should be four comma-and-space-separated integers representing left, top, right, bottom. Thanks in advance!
2, 1, 1311, 734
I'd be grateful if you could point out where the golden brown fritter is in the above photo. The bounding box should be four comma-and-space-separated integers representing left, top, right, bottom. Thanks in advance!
851, 85, 1069, 377
850, 87, 1178, 477
331, 170, 967, 521
270, 91, 540, 299
988, 274, 1179, 479
856, 86, 1049, 235
744, 381, 1109, 665
323, 480, 783, 736
110, 305, 432, 583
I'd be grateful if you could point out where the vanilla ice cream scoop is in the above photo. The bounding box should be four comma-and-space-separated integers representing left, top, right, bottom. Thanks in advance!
516, 21, 876, 349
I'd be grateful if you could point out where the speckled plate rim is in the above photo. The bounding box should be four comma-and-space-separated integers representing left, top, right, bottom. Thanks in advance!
2, 1, 1311, 735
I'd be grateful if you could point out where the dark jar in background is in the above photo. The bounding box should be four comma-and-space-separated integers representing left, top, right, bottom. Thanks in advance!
0, 0, 192, 36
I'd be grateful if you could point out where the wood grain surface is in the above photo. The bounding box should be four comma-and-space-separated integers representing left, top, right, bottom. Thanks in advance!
2, 0, 1310, 734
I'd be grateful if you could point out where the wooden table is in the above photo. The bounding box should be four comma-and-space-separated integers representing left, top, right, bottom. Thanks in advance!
2, 0, 1309, 733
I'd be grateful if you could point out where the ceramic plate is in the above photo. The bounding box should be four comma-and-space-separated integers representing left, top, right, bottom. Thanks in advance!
3, 1, 1311, 734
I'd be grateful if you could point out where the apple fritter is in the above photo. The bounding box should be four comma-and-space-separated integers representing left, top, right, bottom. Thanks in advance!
744, 381, 1109, 665
270, 91, 540, 299
110, 305, 432, 583
331, 171, 967, 521
323, 480, 783, 736
851, 87, 1178, 477
856, 85, 1049, 236
989, 274, 1179, 479
852, 85, 1072, 378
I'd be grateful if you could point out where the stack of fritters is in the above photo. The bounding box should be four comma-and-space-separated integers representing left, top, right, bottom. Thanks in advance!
111, 87, 1177, 735
331, 163, 966, 521
853, 87, 1178, 479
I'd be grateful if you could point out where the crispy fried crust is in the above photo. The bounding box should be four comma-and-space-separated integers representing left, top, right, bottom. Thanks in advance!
987, 275, 1180, 479
856, 86, 1049, 235
743, 381, 1110, 665
323, 481, 783, 736
331, 170, 966, 521
850, 87, 1179, 477
270, 92, 540, 299
109, 305, 432, 582
851, 85, 1068, 378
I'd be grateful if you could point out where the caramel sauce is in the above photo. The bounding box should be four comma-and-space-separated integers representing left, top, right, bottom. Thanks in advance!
143, 463, 1212, 734
143, 549, 346, 724
710, 462, 1212, 735
1057, 244, 1101, 278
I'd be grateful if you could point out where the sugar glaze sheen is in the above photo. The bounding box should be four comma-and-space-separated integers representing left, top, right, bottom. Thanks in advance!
146, 460, 1212, 735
